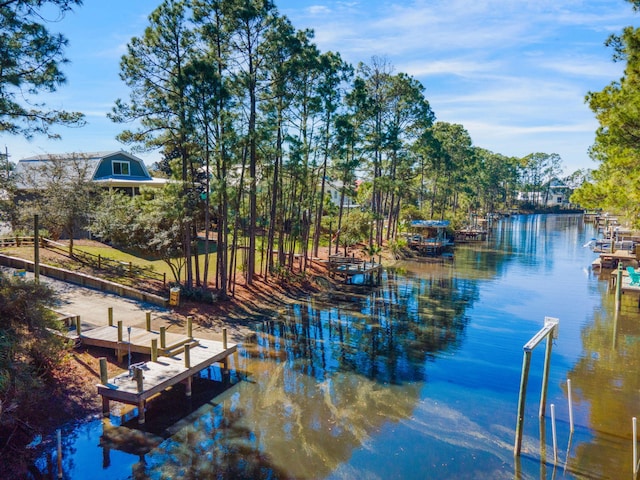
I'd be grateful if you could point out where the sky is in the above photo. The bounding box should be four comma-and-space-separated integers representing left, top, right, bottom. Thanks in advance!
4, 0, 640, 174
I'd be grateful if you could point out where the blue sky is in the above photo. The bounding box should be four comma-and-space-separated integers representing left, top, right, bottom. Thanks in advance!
4, 0, 639, 174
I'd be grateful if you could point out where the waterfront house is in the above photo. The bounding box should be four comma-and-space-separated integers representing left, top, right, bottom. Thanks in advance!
14, 150, 167, 196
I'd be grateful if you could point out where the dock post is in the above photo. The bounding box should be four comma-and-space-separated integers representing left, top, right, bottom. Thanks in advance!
184, 343, 191, 368
57, 429, 62, 479
146, 311, 151, 331
616, 263, 623, 311
108, 307, 113, 326
102, 396, 110, 417
135, 367, 145, 424
567, 379, 574, 432
138, 399, 146, 425
151, 339, 158, 362
634, 417, 638, 476
99, 357, 108, 385
514, 349, 532, 456
135, 367, 144, 393
75, 316, 81, 337
539, 330, 554, 418
116, 321, 124, 363
551, 404, 558, 462
187, 316, 193, 338
223, 328, 228, 349
160, 327, 166, 350
185, 376, 192, 397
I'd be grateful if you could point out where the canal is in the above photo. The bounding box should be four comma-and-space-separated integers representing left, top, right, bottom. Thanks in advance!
34, 214, 640, 479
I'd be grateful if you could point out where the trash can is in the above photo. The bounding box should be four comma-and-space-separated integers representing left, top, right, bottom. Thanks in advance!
169, 287, 181, 306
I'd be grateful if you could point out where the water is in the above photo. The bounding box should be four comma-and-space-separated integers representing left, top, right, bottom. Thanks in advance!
33, 214, 640, 479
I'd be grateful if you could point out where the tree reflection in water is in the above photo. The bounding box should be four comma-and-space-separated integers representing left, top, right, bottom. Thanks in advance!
134, 270, 475, 479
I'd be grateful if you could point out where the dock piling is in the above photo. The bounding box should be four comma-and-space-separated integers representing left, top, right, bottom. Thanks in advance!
567, 379, 574, 432
146, 311, 151, 331
616, 263, 623, 311
551, 404, 558, 462
135, 367, 144, 393
184, 343, 191, 368
99, 357, 108, 385
634, 417, 638, 476
108, 307, 113, 327
223, 328, 228, 349
57, 429, 62, 479
160, 326, 166, 350
151, 339, 158, 362
187, 315, 193, 338
75, 315, 81, 337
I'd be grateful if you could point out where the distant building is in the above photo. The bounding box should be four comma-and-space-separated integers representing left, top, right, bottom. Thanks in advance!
325, 178, 359, 209
517, 179, 571, 207
14, 150, 167, 196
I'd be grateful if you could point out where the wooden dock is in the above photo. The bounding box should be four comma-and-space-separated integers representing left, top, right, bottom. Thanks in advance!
593, 249, 637, 271
97, 337, 236, 424
328, 255, 383, 286
81, 324, 195, 358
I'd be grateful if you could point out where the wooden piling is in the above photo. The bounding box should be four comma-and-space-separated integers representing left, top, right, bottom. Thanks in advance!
223, 328, 228, 349
151, 339, 158, 362
108, 307, 113, 326
102, 396, 110, 417
160, 327, 166, 350
57, 429, 62, 479
184, 343, 191, 368
75, 316, 81, 337
539, 331, 554, 418
99, 357, 108, 385
187, 316, 193, 338
146, 311, 151, 331
634, 417, 638, 476
616, 263, 623, 311
138, 399, 146, 425
135, 367, 144, 393
514, 349, 531, 456
184, 376, 192, 397
116, 321, 124, 362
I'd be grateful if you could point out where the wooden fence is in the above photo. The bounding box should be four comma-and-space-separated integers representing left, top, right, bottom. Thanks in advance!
0, 236, 166, 286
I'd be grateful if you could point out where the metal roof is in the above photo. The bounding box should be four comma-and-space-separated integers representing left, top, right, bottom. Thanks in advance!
410, 220, 451, 228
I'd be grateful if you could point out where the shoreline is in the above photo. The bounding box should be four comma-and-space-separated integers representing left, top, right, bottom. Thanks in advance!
3, 268, 323, 479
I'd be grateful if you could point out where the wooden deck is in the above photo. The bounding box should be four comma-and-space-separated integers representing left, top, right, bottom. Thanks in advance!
97, 337, 237, 424
328, 255, 383, 286
81, 325, 194, 357
593, 249, 637, 271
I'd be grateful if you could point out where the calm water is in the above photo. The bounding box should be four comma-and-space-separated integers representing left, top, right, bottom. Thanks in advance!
33, 214, 640, 479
